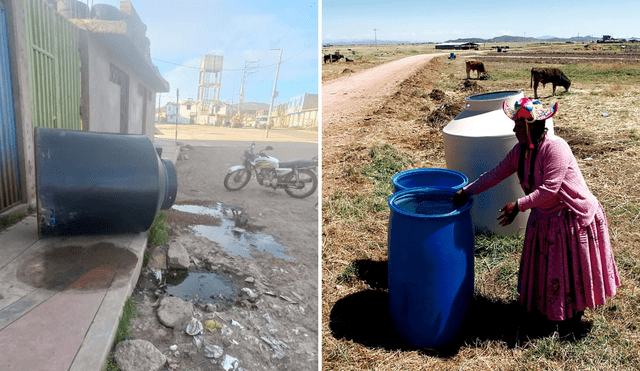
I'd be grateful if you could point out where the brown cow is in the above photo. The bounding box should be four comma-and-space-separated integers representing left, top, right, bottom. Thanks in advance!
530, 67, 571, 99
466, 59, 486, 79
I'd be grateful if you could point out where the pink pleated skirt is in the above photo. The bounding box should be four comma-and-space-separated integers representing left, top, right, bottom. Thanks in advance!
518, 202, 621, 321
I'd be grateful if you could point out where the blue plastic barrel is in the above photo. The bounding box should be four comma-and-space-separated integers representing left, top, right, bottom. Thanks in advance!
387, 187, 474, 348
391, 168, 468, 193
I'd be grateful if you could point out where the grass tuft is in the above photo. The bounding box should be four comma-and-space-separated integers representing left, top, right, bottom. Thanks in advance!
147, 211, 170, 246
114, 297, 138, 345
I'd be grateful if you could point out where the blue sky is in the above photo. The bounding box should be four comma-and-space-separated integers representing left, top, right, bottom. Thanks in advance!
322, 0, 639, 43
99, 0, 318, 106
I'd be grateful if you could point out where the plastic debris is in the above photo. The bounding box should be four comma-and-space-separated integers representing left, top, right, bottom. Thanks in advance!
203, 344, 223, 359
186, 317, 203, 336
221, 326, 233, 337
602, 113, 609, 117
221, 354, 240, 370
231, 320, 245, 329
193, 335, 203, 349
204, 319, 223, 333
263, 314, 277, 334
260, 333, 289, 359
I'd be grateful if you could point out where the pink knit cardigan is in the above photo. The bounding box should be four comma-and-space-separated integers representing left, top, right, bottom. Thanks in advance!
464, 134, 598, 228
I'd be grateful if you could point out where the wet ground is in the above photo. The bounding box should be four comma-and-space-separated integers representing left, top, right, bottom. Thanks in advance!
17, 242, 138, 291
165, 270, 240, 309
172, 203, 292, 260
126, 142, 318, 371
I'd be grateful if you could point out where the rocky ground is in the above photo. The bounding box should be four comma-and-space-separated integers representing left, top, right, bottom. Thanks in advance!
112, 139, 318, 371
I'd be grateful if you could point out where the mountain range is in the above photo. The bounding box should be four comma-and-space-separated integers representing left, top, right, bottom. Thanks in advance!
323, 35, 638, 46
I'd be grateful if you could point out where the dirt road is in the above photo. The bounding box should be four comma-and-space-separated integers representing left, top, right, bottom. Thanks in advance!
322, 53, 447, 133
128, 136, 318, 370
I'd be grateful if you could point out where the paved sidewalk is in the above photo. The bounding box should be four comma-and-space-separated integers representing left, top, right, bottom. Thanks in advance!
0, 140, 178, 371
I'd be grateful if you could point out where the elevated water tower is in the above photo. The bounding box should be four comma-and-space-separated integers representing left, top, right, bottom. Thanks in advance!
197, 54, 223, 108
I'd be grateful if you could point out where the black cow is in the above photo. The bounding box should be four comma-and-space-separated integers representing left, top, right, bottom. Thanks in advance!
530, 67, 571, 98
323, 54, 344, 63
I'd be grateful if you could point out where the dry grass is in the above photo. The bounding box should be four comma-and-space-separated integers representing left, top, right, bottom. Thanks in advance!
322, 45, 640, 370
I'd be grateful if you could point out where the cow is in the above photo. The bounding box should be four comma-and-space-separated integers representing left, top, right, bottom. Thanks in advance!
466, 60, 486, 79
345, 57, 354, 62
530, 67, 571, 99
323, 54, 344, 63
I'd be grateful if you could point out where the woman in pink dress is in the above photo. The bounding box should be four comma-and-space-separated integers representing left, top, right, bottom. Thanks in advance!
453, 97, 620, 326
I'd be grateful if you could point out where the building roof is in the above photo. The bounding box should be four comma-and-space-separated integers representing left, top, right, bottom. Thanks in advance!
70, 2, 169, 92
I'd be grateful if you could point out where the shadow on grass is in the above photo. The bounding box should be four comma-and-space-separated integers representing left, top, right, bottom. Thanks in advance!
329, 259, 593, 357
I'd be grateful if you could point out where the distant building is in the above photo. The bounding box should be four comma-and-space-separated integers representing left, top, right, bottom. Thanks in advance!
435, 42, 479, 50
284, 93, 318, 128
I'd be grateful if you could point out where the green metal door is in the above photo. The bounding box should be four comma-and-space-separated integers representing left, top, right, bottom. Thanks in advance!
24, 0, 80, 130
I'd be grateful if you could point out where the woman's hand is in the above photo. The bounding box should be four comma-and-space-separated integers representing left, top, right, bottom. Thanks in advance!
497, 201, 519, 226
453, 189, 469, 206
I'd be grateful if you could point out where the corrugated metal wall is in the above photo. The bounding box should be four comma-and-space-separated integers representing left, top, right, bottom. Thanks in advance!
24, 0, 80, 130
0, 3, 22, 211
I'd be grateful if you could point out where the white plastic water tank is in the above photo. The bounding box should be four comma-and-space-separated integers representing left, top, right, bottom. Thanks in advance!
442, 91, 554, 235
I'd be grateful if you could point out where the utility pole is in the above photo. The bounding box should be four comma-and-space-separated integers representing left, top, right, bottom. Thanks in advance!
238, 60, 259, 123
266, 48, 282, 138
374, 29, 378, 50
175, 89, 179, 143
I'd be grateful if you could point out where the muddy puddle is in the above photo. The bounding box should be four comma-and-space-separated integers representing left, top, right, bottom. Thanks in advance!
172, 203, 293, 260
164, 270, 240, 308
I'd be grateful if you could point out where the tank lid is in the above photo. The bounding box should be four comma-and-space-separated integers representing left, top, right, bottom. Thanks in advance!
464, 90, 523, 112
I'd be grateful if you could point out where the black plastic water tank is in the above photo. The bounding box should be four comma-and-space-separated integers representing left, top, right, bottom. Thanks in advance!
90, 4, 122, 20
35, 127, 177, 236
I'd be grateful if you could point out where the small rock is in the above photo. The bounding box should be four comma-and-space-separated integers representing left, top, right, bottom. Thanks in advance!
186, 317, 203, 336
167, 241, 190, 269
241, 288, 258, 300
114, 339, 167, 371
169, 345, 178, 351
205, 303, 217, 312
148, 246, 167, 271
244, 276, 255, 283
157, 297, 193, 328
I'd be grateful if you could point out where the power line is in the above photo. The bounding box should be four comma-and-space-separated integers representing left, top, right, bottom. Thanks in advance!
151, 46, 313, 71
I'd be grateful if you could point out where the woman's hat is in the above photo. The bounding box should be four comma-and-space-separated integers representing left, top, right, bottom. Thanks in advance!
503, 97, 558, 124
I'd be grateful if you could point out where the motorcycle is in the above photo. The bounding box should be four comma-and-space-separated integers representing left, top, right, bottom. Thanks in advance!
224, 143, 318, 199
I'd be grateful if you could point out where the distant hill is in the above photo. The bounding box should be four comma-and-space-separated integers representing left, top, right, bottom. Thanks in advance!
322, 35, 635, 46
447, 35, 601, 43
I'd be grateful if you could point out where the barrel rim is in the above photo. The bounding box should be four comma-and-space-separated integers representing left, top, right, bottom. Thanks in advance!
391, 168, 469, 191
388, 186, 473, 219
465, 90, 523, 102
